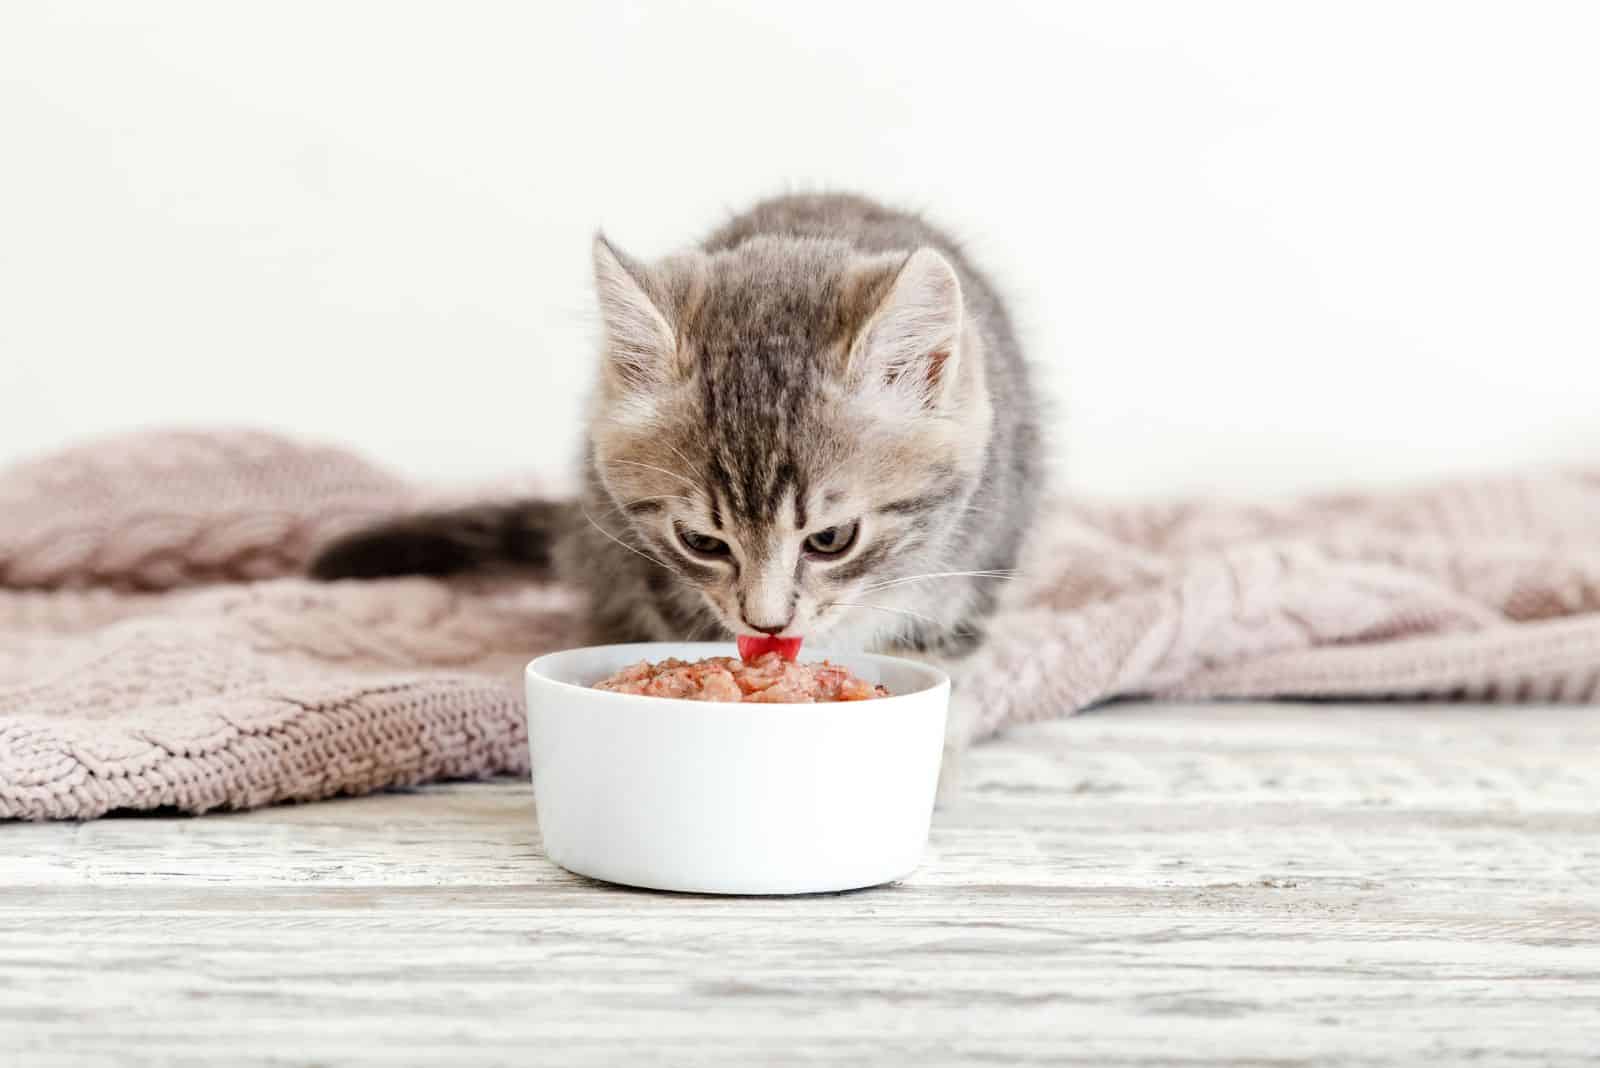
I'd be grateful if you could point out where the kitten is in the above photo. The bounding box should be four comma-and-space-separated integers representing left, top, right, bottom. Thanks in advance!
313, 193, 1041, 670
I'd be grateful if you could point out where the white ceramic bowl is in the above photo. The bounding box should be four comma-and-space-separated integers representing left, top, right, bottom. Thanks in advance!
525, 642, 950, 895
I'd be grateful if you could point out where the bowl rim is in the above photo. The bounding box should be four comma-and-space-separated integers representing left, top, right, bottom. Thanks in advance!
525, 641, 950, 712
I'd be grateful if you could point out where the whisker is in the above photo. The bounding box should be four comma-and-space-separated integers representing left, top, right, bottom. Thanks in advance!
858, 569, 1017, 594
581, 507, 685, 578
821, 601, 944, 628
657, 441, 702, 479
591, 494, 696, 528
601, 458, 698, 488
622, 493, 694, 509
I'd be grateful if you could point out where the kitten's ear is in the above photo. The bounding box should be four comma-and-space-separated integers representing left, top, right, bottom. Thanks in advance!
593, 233, 677, 388
847, 248, 964, 408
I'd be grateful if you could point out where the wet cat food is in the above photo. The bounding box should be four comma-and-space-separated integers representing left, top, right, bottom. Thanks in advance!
593, 652, 890, 703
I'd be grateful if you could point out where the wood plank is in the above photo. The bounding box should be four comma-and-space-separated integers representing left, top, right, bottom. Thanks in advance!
3, 703, 1597, 1067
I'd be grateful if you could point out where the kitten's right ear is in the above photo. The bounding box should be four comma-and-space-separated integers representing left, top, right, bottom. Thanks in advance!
593, 233, 677, 388
846, 248, 965, 410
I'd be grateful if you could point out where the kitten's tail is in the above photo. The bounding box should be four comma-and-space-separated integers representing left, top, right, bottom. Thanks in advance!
308, 499, 572, 580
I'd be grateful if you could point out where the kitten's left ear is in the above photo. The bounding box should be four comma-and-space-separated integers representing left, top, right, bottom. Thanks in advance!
593, 233, 678, 389
848, 248, 964, 408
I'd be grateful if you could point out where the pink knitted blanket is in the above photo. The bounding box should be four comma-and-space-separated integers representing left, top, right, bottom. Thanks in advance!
3, 431, 1597, 820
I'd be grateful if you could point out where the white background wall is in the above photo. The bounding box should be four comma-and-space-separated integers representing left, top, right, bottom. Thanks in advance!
3, 1, 1596, 499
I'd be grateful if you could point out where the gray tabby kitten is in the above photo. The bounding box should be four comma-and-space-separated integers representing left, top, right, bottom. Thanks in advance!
313, 193, 1040, 665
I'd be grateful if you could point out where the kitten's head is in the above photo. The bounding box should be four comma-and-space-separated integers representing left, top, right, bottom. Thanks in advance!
587, 233, 992, 644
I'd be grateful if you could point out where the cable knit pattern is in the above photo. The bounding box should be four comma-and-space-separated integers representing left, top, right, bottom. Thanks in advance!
957, 474, 1600, 739
0, 429, 422, 590
2, 431, 1597, 819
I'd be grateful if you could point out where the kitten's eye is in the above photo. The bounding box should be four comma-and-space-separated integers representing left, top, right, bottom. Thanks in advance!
804, 520, 860, 557
678, 526, 731, 557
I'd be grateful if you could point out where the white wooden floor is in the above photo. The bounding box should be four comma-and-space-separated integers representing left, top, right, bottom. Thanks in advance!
5, 702, 1598, 1067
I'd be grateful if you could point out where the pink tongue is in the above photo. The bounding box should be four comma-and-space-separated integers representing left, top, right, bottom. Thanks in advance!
737, 635, 803, 662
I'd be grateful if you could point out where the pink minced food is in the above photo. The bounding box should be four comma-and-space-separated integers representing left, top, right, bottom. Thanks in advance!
592, 652, 891, 703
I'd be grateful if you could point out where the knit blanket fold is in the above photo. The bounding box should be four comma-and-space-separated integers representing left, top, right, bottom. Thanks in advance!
2, 430, 1597, 819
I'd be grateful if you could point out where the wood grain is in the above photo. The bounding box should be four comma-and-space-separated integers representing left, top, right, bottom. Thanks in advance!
4, 702, 1598, 1067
